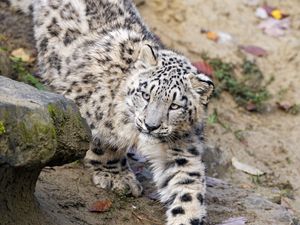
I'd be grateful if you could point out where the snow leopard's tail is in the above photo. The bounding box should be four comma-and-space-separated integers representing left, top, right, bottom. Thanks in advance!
8, 0, 32, 14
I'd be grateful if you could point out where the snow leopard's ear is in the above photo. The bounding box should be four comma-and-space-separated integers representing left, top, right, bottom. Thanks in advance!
136, 44, 157, 67
188, 73, 214, 105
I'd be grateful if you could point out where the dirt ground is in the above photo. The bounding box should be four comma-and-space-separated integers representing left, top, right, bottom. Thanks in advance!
1, 0, 300, 224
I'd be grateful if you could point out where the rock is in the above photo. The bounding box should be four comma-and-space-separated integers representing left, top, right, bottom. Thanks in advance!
202, 147, 296, 224
0, 76, 91, 225
206, 177, 295, 225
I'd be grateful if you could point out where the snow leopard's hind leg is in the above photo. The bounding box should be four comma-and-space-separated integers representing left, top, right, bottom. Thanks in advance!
85, 137, 143, 197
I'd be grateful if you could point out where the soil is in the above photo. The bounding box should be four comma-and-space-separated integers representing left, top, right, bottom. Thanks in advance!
1, 0, 300, 224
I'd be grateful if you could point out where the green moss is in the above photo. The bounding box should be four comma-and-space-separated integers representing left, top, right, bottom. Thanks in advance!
207, 58, 272, 111
48, 104, 82, 129
10, 56, 44, 90
2, 115, 58, 164
47, 103, 91, 158
17, 120, 57, 153
47, 104, 63, 121
48, 104, 83, 130
0, 121, 5, 134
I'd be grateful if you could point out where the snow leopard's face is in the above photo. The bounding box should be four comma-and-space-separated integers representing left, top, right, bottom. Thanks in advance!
127, 46, 214, 139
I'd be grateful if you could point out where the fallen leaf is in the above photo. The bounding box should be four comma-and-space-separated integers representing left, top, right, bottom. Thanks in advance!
206, 31, 219, 42
246, 101, 257, 111
271, 9, 283, 20
216, 217, 247, 225
11, 48, 35, 62
276, 102, 300, 114
232, 157, 264, 176
276, 101, 293, 111
192, 61, 214, 78
88, 199, 112, 213
258, 18, 290, 37
239, 45, 268, 57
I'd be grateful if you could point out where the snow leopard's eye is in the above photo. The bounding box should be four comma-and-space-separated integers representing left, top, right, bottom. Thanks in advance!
169, 103, 182, 110
142, 92, 150, 101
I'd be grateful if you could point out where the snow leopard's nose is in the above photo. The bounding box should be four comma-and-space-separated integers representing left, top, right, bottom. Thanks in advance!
145, 122, 161, 132
144, 100, 165, 133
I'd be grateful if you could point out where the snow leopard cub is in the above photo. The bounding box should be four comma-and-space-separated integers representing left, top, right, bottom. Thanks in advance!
9, 0, 214, 224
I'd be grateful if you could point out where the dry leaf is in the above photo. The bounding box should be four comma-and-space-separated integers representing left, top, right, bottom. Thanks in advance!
271, 9, 283, 20
276, 101, 293, 111
192, 61, 214, 78
246, 101, 257, 111
88, 199, 112, 213
258, 18, 290, 37
232, 157, 264, 176
206, 31, 219, 42
239, 45, 268, 57
11, 48, 35, 62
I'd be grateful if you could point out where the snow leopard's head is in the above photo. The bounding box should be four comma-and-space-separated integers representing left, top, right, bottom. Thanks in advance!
126, 44, 214, 140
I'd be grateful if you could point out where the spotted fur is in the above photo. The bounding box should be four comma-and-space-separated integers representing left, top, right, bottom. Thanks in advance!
9, 0, 214, 224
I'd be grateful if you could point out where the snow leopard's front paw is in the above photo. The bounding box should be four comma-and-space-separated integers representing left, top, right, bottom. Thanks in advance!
93, 170, 143, 197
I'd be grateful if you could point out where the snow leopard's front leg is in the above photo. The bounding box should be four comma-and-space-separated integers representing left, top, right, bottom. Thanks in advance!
85, 137, 143, 197
161, 149, 206, 225
142, 140, 206, 225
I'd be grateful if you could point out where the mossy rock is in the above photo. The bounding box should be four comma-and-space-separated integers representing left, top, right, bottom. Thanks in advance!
0, 75, 91, 167
0, 75, 91, 225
